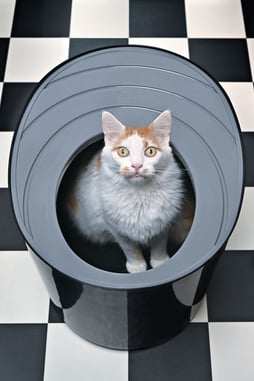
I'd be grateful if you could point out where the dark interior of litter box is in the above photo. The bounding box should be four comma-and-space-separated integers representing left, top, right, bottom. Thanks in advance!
57, 138, 195, 273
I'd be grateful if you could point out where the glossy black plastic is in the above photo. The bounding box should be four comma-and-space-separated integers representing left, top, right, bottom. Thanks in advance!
30, 245, 223, 350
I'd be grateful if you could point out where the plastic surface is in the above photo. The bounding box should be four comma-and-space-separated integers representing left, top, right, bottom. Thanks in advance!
10, 46, 244, 349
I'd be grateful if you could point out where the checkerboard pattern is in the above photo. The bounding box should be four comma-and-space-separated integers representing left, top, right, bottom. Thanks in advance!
0, 1, 254, 380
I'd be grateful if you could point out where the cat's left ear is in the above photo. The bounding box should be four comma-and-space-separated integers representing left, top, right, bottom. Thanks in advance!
151, 110, 172, 146
102, 111, 125, 147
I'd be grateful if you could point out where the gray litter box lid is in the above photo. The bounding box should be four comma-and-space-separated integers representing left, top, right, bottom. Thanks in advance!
10, 46, 244, 289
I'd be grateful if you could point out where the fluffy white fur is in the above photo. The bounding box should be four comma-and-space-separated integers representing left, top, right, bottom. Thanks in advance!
69, 111, 183, 273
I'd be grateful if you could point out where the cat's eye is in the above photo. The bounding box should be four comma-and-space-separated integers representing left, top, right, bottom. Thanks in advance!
118, 147, 129, 157
145, 147, 157, 157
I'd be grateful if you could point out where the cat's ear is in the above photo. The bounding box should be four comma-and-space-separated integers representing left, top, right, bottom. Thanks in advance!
102, 111, 125, 146
151, 110, 172, 146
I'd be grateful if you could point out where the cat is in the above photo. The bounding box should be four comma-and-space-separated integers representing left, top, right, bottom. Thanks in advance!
67, 110, 193, 273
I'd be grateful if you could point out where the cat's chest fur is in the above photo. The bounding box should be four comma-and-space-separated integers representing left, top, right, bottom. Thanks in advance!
71, 153, 183, 246
98, 161, 183, 243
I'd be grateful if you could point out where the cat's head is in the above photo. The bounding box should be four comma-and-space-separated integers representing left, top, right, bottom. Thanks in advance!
101, 110, 173, 183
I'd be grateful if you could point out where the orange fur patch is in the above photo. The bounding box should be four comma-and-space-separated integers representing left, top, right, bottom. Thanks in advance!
113, 124, 161, 150
96, 156, 101, 172
182, 200, 195, 220
142, 139, 149, 148
134, 247, 144, 261
69, 189, 78, 212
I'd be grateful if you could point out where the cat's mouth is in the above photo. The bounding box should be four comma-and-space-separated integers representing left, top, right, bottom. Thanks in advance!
130, 172, 149, 182
121, 168, 148, 180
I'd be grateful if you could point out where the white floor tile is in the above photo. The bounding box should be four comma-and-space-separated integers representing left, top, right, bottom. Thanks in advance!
227, 188, 254, 250
4, 38, 69, 82
209, 323, 254, 381
0, 132, 13, 187
247, 39, 254, 81
185, 0, 245, 38
0, 0, 16, 37
70, 0, 129, 38
0, 251, 49, 323
192, 296, 208, 323
44, 324, 128, 381
220, 82, 254, 131
129, 38, 189, 58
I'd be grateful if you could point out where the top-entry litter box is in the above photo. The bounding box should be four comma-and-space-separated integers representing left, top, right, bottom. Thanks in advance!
10, 46, 244, 350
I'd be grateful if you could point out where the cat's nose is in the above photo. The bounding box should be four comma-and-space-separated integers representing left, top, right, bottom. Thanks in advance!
132, 164, 143, 170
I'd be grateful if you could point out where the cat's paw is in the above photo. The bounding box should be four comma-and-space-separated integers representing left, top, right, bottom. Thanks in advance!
126, 260, 147, 273
150, 255, 169, 269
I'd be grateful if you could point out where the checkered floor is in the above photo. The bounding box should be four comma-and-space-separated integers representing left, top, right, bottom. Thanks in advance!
0, 0, 254, 380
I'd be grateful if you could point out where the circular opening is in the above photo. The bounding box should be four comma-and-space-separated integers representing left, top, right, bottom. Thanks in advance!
57, 138, 195, 274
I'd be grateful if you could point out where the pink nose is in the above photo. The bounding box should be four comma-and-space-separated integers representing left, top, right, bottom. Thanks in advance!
132, 164, 143, 170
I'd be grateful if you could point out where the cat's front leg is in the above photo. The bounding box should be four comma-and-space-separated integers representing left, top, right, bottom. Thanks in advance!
150, 230, 169, 269
111, 232, 147, 273
125, 246, 147, 273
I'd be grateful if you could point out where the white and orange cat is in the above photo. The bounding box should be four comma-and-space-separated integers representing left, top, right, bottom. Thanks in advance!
68, 110, 192, 273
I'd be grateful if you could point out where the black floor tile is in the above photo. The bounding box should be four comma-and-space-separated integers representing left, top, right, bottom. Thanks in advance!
69, 38, 128, 58
241, 132, 254, 187
241, 0, 254, 37
0, 83, 37, 131
48, 300, 64, 323
12, 0, 72, 37
0, 324, 47, 381
129, 0, 186, 37
0, 189, 26, 250
207, 251, 254, 321
0, 39, 9, 81
189, 39, 252, 82
129, 324, 212, 381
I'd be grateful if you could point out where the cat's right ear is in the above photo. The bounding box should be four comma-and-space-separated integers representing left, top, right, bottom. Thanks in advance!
102, 112, 125, 147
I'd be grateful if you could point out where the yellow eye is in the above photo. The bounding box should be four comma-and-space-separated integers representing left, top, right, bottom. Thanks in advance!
145, 147, 157, 157
118, 147, 129, 157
